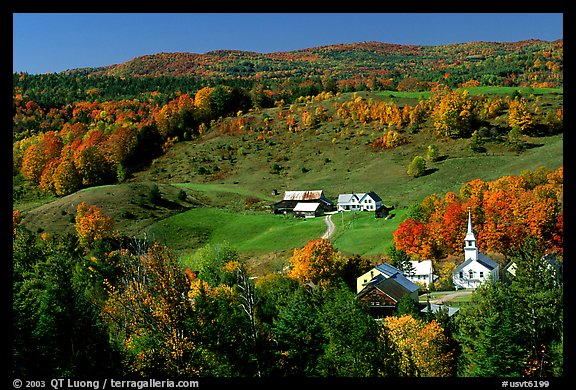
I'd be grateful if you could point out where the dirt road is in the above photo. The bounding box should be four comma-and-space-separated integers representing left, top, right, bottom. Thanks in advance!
321, 213, 336, 239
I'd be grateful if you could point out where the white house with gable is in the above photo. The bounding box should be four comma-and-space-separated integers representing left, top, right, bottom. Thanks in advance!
452, 209, 499, 289
338, 191, 382, 212
406, 260, 438, 287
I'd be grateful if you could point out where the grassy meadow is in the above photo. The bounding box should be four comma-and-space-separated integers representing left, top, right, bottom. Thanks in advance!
145, 208, 326, 256
330, 209, 408, 258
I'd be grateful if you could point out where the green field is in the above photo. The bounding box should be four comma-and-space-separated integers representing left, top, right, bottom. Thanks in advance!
330, 209, 408, 257
144, 207, 326, 259
375, 86, 563, 101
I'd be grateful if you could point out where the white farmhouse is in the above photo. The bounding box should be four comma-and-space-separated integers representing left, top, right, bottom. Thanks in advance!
407, 260, 438, 287
337, 191, 382, 212
452, 210, 499, 289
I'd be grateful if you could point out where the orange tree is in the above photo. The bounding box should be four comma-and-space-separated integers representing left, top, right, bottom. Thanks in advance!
74, 202, 116, 251
287, 239, 346, 286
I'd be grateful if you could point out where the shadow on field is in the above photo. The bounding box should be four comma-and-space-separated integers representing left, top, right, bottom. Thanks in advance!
422, 167, 439, 176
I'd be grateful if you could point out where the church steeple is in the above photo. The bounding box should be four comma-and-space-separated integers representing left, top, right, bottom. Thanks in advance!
464, 208, 478, 261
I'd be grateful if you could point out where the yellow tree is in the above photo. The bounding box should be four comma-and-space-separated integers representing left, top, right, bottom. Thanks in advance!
194, 86, 215, 124
508, 96, 535, 132
53, 142, 82, 196
431, 88, 473, 138
381, 314, 455, 377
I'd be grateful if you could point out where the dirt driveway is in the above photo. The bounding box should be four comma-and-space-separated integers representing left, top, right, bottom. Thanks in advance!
321, 213, 336, 239
429, 290, 473, 304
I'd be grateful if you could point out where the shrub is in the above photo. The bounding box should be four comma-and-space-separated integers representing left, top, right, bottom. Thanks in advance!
147, 184, 161, 204
177, 189, 187, 202
407, 155, 426, 178
427, 144, 439, 162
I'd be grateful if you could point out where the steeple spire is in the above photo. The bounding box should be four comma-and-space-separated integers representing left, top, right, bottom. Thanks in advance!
464, 207, 478, 261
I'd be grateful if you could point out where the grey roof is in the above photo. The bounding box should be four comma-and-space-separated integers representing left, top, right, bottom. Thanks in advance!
375, 262, 403, 278
338, 192, 382, 204
337, 193, 359, 204
293, 202, 321, 212
357, 274, 413, 303
364, 191, 382, 202
454, 253, 498, 273
421, 303, 460, 317
374, 263, 419, 293
477, 253, 498, 270
453, 258, 473, 273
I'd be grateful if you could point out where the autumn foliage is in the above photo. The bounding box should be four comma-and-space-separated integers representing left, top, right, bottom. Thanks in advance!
288, 239, 345, 285
381, 315, 454, 377
393, 166, 563, 259
74, 202, 116, 249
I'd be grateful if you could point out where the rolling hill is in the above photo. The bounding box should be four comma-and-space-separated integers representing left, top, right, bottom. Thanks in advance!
63, 40, 563, 88
17, 89, 563, 274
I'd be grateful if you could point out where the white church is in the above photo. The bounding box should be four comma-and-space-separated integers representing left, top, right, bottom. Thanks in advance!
452, 209, 499, 289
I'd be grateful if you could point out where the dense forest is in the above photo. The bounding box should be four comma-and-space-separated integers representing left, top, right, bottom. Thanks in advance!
12, 39, 564, 380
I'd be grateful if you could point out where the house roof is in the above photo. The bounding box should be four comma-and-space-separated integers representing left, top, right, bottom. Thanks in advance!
372, 263, 419, 293
388, 271, 419, 293
293, 202, 321, 212
421, 303, 460, 317
358, 274, 416, 303
454, 253, 498, 273
410, 260, 434, 275
338, 191, 382, 204
375, 262, 402, 278
362, 191, 382, 202
338, 193, 359, 204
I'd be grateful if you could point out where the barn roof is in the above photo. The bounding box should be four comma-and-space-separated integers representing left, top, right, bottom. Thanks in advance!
293, 202, 321, 212
283, 190, 325, 201
357, 274, 416, 303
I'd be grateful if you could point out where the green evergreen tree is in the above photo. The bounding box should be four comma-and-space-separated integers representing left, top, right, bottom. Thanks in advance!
13, 231, 120, 376
455, 282, 528, 377
271, 287, 325, 376
316, 283, 393, 376
397, 294, 420, 317
508, 237, 563, 376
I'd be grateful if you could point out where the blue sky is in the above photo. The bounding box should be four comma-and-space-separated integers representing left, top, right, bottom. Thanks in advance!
13, 13, 563, 74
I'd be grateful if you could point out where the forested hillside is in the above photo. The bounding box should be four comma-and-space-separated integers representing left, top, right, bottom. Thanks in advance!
12, 39, 564, 380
